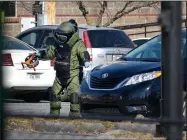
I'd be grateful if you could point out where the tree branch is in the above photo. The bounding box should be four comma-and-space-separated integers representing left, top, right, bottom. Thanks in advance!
96, 1, 107, 26
103, 1, 159, 27
151, 2, 160, 12
76, 1, 89, 23
114, 1, 132, 18
20, 2, 32, 12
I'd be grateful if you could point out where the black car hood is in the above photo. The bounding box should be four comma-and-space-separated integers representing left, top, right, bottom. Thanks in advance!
91, 61, 161, 79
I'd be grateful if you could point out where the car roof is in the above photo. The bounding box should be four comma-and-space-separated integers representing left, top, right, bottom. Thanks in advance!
3, 35, 23, 41
17, 25, 187, 36
16, 25, 58, 35
18, 24, 123, 33
34, 25, 58, 29
78, 24, 122, 31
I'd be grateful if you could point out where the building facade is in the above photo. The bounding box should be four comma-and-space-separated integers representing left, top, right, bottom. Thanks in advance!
2, 1, 187, 39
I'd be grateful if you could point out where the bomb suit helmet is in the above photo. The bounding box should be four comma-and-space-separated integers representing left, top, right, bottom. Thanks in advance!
54, 21, 76, 44
68, 19, 78, 32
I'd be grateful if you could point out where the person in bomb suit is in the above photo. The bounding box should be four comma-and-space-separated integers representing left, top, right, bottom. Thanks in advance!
68, 19, 84, 83
35, 21, 91, 117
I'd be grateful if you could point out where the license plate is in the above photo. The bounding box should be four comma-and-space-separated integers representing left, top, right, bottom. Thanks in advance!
28, 74, 40, 80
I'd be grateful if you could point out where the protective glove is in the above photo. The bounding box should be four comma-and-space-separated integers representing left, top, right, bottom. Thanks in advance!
84, 61, 91, 68
35, 50, 41, 57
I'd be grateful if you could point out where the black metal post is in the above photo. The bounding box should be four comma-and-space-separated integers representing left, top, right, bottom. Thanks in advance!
160, 1, 170, 121
144, 27, 147, 37
156, 2, 184, 139
155, 2, 170, 137
165, 2, 183, 140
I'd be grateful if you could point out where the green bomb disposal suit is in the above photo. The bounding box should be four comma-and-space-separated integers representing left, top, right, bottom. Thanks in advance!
36, 21, 90, 117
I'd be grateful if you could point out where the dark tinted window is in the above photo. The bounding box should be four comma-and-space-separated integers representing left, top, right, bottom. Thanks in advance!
40, 30, 56, 48
2, 36, 34, 50
19, 30, 43, 47
124, 30, 186, 61
2, 2, 16, 17
87, 30, 134, 48
133, 39, 149, 47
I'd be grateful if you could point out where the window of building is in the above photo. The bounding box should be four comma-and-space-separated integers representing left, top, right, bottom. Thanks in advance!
1, 1, 16, 17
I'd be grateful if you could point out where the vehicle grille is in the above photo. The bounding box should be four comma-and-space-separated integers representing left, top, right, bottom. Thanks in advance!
81, 104, 121, 114
88, 107, 121, 114
90, 76, 123, 89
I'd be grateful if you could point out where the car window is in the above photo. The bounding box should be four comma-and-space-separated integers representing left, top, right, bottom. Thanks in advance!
20, 30, 43, 47
87, 30, 134, 48
2, 36, 34, 50
124, 31, 186, 61
125, 36, 162, 61
133, 39, 149, 47
40, 30, 56, 48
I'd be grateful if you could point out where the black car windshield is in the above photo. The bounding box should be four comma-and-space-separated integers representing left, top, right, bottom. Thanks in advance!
124, 30, 186, 62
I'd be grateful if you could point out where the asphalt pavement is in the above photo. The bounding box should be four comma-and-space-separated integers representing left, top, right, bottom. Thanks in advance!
4, 100, 70, 117
4, 130, 100, 140
2, 100, 159, 140
4, 130, 142, 140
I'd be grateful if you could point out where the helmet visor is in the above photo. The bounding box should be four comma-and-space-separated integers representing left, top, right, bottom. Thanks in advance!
54, 31, 68, 44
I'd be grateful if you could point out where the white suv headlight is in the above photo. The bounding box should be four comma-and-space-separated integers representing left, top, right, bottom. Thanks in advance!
124, 71, 161, 86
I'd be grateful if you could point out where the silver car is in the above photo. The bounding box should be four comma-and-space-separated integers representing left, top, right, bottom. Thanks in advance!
78, 25, 135, 69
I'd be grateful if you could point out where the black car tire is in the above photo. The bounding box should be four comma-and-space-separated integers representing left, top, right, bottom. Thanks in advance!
24, 98, 41, 103
23, 94, 41, 103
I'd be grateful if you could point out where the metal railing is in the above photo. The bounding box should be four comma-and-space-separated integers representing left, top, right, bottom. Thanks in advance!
112, 19, 187, 38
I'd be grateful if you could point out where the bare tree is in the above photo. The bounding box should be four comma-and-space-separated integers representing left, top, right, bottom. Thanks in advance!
76, 1, 160, 27
5, 1, 160, 27
7, 1, 40, 14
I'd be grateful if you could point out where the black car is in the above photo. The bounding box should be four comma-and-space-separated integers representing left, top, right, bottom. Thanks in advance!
79, 28, 187, 117
15, 25, 58, 51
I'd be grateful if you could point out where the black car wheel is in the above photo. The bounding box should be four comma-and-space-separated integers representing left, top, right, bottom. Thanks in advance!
23, 94, 42, 103
24, 98, 41, 103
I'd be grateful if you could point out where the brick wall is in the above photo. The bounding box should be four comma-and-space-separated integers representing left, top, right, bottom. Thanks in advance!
2, 1, 187, 39
2, 2, 33, 37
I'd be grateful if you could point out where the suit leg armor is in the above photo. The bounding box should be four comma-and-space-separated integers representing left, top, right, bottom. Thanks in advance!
67, 76, 81, 118
49, 77, 63, 116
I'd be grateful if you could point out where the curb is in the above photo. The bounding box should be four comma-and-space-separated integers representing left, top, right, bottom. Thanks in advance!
30, 120, 157, 134
32, 121, 106, 134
